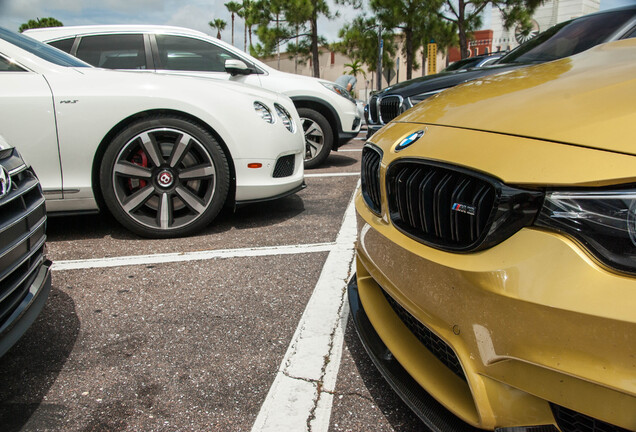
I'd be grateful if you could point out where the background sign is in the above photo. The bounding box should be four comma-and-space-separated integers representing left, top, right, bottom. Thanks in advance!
427, 42, 437, 75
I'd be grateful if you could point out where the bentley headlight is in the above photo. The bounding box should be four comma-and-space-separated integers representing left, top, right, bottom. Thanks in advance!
274, 103, 295, 133
320, 82, 355, 102
535, 189, 636, 274
254, 101, 273, 123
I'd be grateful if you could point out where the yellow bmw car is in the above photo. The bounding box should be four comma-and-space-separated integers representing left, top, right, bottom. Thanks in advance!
349, 39, 636, 431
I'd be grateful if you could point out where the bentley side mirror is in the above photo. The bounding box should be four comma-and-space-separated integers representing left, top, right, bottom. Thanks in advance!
225, 59, 252, 76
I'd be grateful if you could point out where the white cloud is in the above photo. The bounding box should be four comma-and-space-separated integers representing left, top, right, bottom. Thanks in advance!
0, 0, 624, 40
0, 0, 359, 46
101, 0, 165, 11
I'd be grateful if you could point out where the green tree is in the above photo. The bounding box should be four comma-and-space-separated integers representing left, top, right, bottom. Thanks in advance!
19, 17, 63, 33
286, 37, 313, 73
225, 1, 243, 46
254, 0, 300, 58
334, 16, 396, 84
246, 0, 275, 55
253, 0, 286, 66
255, 0, 334, 78
418, 15, 457, 75
306, 0, 333, 77
370, 0, 445, 80
343, 59, 367, 96
343, 59, 366, 79
209, 18, 227, 40
238, 0, 259, 52
438, 0, 542, 58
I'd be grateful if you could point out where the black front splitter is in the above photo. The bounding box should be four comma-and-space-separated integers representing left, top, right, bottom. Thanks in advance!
347, 274, 483, 432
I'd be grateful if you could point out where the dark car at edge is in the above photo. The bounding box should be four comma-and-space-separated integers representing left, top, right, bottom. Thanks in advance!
0, 136, 51, 358
365, 5, 636, 138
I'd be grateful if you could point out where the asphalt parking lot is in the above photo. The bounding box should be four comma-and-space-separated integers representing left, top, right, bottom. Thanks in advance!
0, 129, 426, 432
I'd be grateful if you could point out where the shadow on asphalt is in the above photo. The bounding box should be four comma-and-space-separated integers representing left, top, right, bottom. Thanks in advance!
46, 193, 306, 241
230, 193, 305, 230
47, 211, 134, 241
0, 287, 80, 432
344, 315, 429, 432
313, 152, 359, 170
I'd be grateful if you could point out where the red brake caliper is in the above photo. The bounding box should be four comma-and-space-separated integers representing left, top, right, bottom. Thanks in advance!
128, 149, 148, 190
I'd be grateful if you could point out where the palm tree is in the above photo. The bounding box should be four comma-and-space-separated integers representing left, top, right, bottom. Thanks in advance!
209, 18, 227, 40
343, 59, 367, 80
245, 0, 258, 55
238, 0, 251, 52
225, 1, 242, 46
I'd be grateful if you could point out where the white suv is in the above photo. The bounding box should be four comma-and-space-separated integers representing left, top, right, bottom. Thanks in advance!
26, 25, 362, 168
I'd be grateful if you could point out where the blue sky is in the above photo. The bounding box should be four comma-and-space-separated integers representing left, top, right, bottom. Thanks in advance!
0, 0, 633, 50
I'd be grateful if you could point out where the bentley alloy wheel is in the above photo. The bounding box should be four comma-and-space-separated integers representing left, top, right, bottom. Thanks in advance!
100, 116, 230, 238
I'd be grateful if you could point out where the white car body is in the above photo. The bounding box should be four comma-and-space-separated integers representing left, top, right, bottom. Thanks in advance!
0, 28, 304, 236
26, 25, 362, 167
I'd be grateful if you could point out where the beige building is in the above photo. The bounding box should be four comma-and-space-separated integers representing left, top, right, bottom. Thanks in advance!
259, 38, 448, 101
491, 0, 600, 51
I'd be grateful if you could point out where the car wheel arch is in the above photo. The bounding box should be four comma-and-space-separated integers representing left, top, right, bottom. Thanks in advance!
290, 97, 342, 145
91, 109, 237, 211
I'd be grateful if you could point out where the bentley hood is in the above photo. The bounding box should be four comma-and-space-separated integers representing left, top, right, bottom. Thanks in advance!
397, 39, 636, 156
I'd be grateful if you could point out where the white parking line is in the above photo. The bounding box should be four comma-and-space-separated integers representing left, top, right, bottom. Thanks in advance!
51, 242, 336, 271
52, 182, 360, 432
338, 148, 363, 152
251, 183, 358, 432
305, 172, 360, 178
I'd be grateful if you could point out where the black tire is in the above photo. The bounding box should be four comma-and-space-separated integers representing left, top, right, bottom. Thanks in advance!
298, 108, 333, 169
99, 115, 230, 238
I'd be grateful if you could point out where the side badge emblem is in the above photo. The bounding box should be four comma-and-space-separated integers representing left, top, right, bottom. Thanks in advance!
0, 166, 12, 200
395, 129, 426, 152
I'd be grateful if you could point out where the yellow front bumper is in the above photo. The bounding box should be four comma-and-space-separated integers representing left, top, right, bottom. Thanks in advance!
353, 190, 636, 431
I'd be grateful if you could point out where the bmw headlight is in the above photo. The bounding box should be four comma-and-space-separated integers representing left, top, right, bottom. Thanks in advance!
254, 101, 273, 123
320, 82, 355, 102
274, 103, 295, 133
535, 189, 636, 274
406, 89, 444, 108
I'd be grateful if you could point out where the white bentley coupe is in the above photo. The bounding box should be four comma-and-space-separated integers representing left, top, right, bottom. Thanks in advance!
0, 28, 304, 237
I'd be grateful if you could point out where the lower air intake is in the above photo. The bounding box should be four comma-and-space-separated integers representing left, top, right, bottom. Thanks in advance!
273, 155, 295, 178
551, 404, 632, 432
382, 288, 466, 381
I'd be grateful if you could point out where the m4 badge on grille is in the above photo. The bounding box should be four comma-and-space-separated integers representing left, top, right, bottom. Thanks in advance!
452, 202, 476, 216
395, 129, 426, 152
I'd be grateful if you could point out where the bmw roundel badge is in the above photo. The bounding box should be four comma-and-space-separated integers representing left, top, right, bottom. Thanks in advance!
395, 129, 426, 152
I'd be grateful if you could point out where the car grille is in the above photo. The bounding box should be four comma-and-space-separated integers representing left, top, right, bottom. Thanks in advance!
379, 95, 403, 124
385, 160, 542, 252
0, 150, 47, 328
382, 288, 466, 381
361, 145, 382, 214
387, 161, 495, 251
551, 404, 631, 432
368, 95, 379, 124
273, 155, 295, 178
